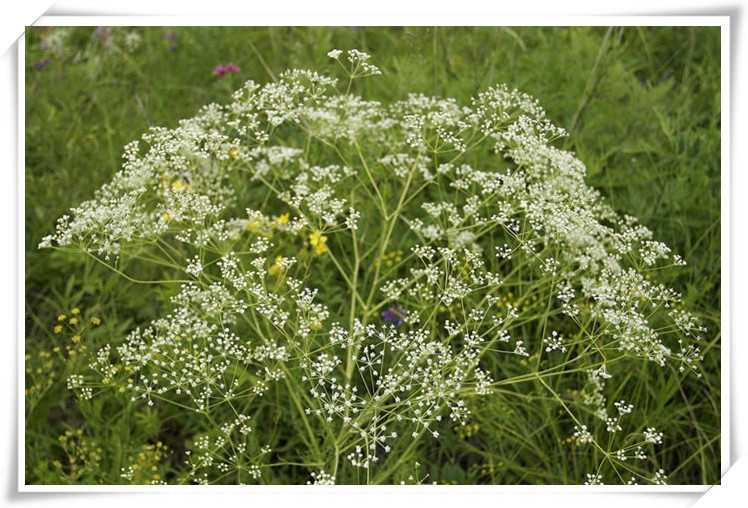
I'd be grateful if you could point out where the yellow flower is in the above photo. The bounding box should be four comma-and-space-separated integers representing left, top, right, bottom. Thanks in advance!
229, 147, 239, 160
268, 256, 285, 277
375, 250, 404, 267
270, 213, 290, 229
91, 316, 101, 326
172, 180, 184, 191
57, 314, 67, 322
247, 217, 264, 234
69, 317, 78, 325
308, 230, 328, 255
70, 308, 80, 315
72, 335, 81, 344
53, 325, 63, 334
162, 212, 170, 223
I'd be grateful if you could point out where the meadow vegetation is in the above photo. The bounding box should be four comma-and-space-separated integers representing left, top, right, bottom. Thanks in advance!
24, 26, 720, 485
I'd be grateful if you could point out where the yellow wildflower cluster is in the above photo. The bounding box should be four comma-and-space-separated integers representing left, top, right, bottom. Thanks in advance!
158, 174, 192, 224
308, 230, 328, 255
160, 173, 192, 192
50, 306, 100, 355
439, 479, 460, 485
25, 350, 58, 402
458, 422, 480, 439
519, 352, 539, 367
247, 212, 289, 237
54, 429, 103, 483
56, 307, 81, 326
268, 256, 286, 277
120, 377, 134, 393
495, 291, 516, 308
375, 249, 404, 268
270, 213, 290, 229
438, 300, 463, 317
561, 435, 584, 447
471, 461, 503, 479
247, 216, 264, 234
120, 441, 168, 485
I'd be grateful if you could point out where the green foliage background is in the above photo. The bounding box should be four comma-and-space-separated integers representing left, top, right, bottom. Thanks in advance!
24, 26, 721, 485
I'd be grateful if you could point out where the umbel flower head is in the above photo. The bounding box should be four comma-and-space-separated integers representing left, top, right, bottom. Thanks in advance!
41, 48, 704, 485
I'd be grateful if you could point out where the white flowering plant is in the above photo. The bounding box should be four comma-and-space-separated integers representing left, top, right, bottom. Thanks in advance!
32, 26, 142, 71
39, 48, 708, 485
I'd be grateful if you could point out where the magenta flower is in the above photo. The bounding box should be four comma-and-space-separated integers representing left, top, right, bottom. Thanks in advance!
212, 62, 241, 78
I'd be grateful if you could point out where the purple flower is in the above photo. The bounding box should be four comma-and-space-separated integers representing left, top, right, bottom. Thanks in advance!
224, 62, 241, 73
382, 306, 406, 326
34, 59, 51, 71
92, 26, 112, 43
163, 31, 178, 52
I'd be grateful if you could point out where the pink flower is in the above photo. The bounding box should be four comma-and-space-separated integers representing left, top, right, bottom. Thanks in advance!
212, 62, 241, 78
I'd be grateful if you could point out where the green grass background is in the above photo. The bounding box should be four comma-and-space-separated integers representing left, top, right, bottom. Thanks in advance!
24, 26, 721, 485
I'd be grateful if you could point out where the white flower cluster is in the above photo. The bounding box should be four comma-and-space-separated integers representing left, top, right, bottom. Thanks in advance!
44, 49, 705, 485
571, 400, 669, 484
302, 320, 494, 469
328, 48, 382, 77
38, 27, 142, 66
184, 415, 269, 485
308, 469, 336, 485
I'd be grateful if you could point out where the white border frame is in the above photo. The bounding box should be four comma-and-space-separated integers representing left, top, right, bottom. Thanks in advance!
12, 11, 732, 505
